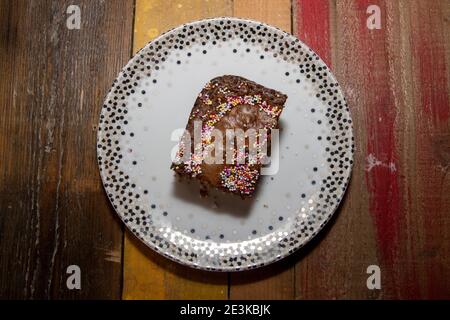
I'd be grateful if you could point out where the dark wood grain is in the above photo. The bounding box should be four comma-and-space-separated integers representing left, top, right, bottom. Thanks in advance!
0, 0, 134, 299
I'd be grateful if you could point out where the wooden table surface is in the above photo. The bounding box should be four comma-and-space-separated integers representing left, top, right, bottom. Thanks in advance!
1, 0, 450, 299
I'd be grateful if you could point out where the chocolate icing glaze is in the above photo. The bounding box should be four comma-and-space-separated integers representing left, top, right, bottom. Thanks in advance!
172, 75, 287, 197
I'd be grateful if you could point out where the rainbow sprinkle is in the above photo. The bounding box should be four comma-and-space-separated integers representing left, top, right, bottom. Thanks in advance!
200, 95, 279, 144
259, 100, 282, 118
219, 165, 260, 195
178, 91, 282, 183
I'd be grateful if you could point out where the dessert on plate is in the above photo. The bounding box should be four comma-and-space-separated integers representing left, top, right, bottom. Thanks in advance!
171, 75, 287, 197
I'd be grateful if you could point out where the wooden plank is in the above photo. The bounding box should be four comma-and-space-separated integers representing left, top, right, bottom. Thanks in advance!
229, 258, 295, 300
364, 0, 450, 299
229, 0, 295, 300
293, 0, 381, 299
133, 0, 232, 51
338, 0, 450, 299
358, 0, 437, 299
0, 0, 133, 298
233, 0, 292, 32
380, 0, 423, 298
293, 0, 332, 66
123, 0, 232, 300
293, 0, 450, 299
406, 0, 450, 298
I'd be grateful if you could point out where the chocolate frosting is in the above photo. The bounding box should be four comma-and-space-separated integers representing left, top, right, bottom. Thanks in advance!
172, 75, 287, 197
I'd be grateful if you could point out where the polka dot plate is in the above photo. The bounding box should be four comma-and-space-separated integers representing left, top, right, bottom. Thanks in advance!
97, 17, 354, 271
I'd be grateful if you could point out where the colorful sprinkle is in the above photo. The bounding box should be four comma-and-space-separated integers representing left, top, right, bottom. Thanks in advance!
259, 100, 282, 118
219, 165, 260, 195
178, 92, 281, 182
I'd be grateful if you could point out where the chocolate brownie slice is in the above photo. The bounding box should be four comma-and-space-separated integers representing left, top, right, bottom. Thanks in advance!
171, 75, 287, 197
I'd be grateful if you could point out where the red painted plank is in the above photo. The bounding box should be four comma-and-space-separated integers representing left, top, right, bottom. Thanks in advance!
353, 0, 403, 272
295, 0, 332, 67
297, 0, 404, 295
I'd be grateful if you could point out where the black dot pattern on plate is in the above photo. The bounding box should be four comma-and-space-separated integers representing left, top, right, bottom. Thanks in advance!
97, 17, 354, 271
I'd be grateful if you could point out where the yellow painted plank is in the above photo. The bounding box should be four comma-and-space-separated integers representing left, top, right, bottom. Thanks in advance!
123, 234, 228, 299
133, 0, 233, 53
123, 0, 232, 300
229, 0, 294, 300
233, 0, 292, 33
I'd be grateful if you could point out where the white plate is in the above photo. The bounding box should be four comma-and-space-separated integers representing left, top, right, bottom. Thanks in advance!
97, 17, 354, 271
